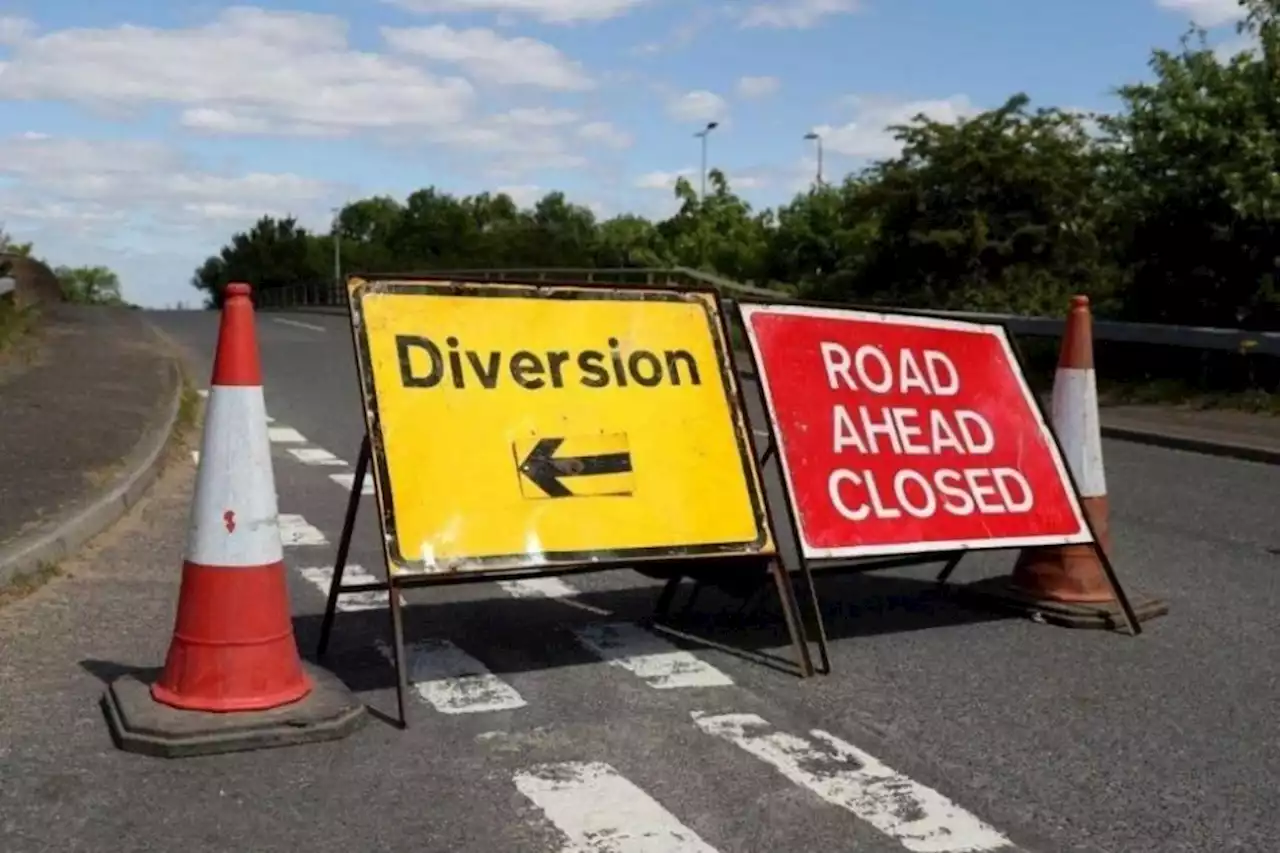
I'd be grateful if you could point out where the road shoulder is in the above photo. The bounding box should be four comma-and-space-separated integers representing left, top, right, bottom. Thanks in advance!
0, 305, 193, 592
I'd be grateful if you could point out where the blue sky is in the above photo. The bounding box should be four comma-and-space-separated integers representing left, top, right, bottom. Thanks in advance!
0, 0, 1252, 307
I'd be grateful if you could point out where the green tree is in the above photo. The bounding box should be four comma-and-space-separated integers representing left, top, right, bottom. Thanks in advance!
1101, 0, 1280, 328
854, 93, 1118, 314
55, 265, 125, 305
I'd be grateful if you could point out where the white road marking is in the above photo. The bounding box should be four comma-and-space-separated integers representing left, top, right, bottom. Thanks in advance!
190, 451, 200, 464
196, 389, 208, 399
268, 426, 308, 444
572, 622, 733, 689
329, 471, 374, 495
272, 317, 327, 332
278, 514, 328, 547
752, 428, 770, 437
376, 639, 527, 714
297, 564, 402, 610
514, 761, 720, 853
692, 712, 1015, 853
498, 577, 612, 615
288, 447, 347, 466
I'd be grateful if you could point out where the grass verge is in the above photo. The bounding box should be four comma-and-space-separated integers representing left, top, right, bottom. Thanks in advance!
0, 561, 64, 609
0, 300, 37, 353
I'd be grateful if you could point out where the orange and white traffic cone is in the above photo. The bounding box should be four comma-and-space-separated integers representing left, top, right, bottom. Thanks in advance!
151, 282, 312, 711
959, 295, 1167, 629
1008, 295, 1117, 605
101, 282, 365, 757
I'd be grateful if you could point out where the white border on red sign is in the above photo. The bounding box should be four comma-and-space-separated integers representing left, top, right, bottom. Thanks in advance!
737, 301, 1093, 560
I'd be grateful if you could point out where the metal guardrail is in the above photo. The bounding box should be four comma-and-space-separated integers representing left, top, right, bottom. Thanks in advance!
256, 267, 1280, 357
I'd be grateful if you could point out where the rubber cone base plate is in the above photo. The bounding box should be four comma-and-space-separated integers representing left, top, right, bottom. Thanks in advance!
101, 662, 367, 758
945, 576, 1170, 630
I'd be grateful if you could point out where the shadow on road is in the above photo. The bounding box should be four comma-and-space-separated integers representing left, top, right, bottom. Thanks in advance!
288, 563, 1015, 698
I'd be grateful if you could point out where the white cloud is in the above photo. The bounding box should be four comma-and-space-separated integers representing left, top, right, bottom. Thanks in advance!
814, 94, 979, 160
0, 8, 475, 138
1155, 0, 1246, 27
0, 9, 619, 177
635, 169, 694, 190
578, 121, 633, 148
384, 0, 649, 24
0, 14, 33, 43
0, 134, 338, 237
667, 90, 728, 123
382, 25, 594, 91
740, 0, 861, 29
495, 184, 545, 206
428, 108, 594, 175
736, 75, 780, 99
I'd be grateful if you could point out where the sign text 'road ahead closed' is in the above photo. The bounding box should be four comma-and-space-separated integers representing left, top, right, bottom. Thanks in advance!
350, 279, 771, 574
741, 303, 1091, 559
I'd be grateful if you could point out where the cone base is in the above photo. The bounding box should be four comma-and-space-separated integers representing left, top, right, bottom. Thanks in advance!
947, 575, 1170, 631
102, 661, 367, 759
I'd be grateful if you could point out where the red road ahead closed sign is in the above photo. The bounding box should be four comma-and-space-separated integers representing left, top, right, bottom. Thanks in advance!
740, 303, 1092, 559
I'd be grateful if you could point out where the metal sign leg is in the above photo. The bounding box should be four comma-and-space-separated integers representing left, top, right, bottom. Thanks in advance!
769, 560, 816, 678
317, 435, 372, 658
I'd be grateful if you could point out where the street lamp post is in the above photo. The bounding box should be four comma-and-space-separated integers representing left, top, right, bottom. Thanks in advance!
695, 121, 719, 199
804, 131, 824, 187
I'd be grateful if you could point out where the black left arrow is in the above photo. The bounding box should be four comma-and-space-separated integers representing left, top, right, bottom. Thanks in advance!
519, 437, 633, 498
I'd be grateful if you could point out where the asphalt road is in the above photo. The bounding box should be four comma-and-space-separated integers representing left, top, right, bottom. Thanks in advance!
2, 307, 1276, 853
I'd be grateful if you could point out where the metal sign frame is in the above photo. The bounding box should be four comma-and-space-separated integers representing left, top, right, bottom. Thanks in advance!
316, 274, 823, 728
718, 297, 1146, 677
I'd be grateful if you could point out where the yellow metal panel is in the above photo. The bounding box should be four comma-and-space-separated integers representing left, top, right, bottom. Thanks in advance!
348, 277, 773, 575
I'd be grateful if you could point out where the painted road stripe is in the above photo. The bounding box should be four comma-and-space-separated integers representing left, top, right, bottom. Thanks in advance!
376, 639, 526, 714
514, 761, 719, 852
691, 712, 1015, 852
268, 426, 308, 444
330, 471, 374, 495
278, 514, 328, 547
499, 577, 612, 615
573, 622, 733, 689
190, 451, 200, 464
289, 447, 347, 466
272, 317, 327, 332
297, 564, 402, 610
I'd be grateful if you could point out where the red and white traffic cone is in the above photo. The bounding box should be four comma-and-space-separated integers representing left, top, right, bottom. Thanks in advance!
1008, 295, 1116, 604
151, 282, 312, 711
958, 295, 1168, 629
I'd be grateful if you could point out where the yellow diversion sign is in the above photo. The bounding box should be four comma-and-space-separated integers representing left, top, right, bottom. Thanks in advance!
347, 276, 775, 575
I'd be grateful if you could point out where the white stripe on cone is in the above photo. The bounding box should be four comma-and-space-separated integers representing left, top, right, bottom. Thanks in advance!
1050, 367, 1107, 498
186, 384, 284, 567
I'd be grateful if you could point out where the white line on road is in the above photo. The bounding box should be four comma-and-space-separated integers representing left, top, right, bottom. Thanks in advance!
278, 514, 328, 547
297, 564, 402, 610
288, 447, 347, 466
272, 317, 327, 332
267, 426, 308, 444
498, 577, 612, 615
329, 471, 374, 495
190, 451, 200, 464
514, 761, 720, 853
691, 712, 1015, 853
376, 639, 527, 714
573, 622, 733, 689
